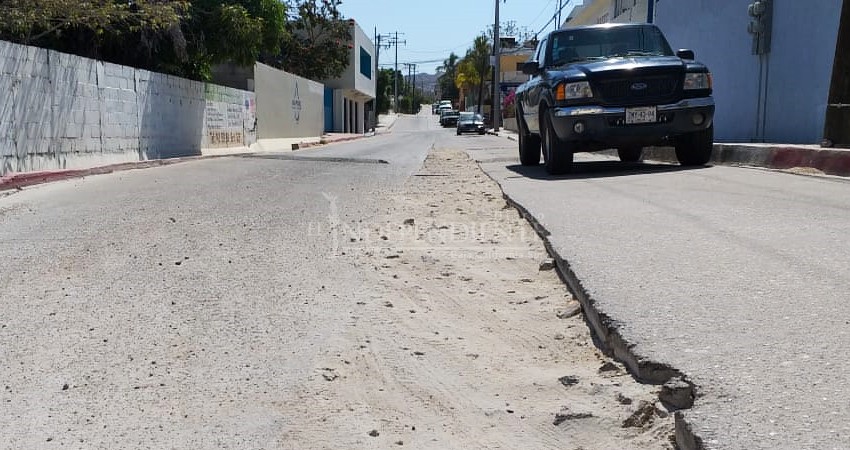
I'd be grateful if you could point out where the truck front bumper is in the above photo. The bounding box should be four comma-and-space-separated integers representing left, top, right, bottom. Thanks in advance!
550, 97, 715, 148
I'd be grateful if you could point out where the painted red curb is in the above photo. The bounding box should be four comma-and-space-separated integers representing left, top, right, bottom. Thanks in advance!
0, 156, 210, 192
633, 144, 850, 177
767, 147, 850, 176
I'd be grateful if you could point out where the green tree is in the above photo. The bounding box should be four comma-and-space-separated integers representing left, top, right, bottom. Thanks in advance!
375, 68, 395, 114
455, 58, 478, 110
177, 0, 287, 79
468, 35, 491, 113
263, 0, 351, 80
190, 0, 286, 67
0, 0, 186, 45
437, 52, 460, 103
0, 0, 288, 81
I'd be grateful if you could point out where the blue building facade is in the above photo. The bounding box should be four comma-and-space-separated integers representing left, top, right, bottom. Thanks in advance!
655, 0, 842, 144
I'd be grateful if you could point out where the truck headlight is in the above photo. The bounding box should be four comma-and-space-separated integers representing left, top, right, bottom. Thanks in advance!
556, 81, 593, 100
684, 72, 712, 90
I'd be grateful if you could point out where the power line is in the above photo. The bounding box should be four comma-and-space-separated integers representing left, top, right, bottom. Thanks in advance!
535, 0, 574, 37
526, 0, 558, 29
377, 32, 406, 113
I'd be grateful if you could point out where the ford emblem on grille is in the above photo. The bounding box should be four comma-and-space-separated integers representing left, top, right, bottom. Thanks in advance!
630, 82, 648, 91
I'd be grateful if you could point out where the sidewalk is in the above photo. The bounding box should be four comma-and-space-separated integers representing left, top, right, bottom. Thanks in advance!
0, 114, 402, 192
487, 128, 850, 177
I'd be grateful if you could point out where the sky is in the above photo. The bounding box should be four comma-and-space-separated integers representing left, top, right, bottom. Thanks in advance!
337, 0, 578, 74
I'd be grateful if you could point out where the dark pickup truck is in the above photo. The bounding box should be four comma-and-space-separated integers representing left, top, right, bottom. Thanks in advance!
515, 23, 715, 174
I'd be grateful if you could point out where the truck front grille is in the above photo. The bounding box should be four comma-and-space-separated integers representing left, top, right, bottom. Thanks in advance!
596, 74, 680, 105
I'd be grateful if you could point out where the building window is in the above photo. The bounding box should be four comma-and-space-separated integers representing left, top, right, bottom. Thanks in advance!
360, 47, 371, 79
598, 13, 609, 23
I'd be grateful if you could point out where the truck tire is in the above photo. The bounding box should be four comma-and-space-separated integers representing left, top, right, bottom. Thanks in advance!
617, 147, 643, 162
541, 111, 574, 175
675, 125, 714, 166
517, 110, 541, 166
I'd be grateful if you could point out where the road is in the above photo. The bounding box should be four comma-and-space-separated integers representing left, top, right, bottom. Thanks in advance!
0, 111, 675, 449
475, 144, 850, 449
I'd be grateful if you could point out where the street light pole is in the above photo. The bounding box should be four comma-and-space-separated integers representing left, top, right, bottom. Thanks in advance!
493, 0, 501, 132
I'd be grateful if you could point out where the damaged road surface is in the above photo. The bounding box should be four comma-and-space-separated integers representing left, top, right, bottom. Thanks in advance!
0, 112, 675, 449
473, 144, 850, 450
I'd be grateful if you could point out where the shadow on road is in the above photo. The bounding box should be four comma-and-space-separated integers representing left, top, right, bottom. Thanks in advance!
506, 161, 710, 180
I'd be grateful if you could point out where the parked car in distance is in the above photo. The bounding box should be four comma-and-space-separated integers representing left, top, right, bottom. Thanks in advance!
515, 23, 715, 174
456, 112, 486, 135
440, 110, 460, 127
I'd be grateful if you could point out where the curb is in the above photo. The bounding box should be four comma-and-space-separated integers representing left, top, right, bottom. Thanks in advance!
486, 129, 850, 177
474, 159, 705, 450
294, 134, 370, 150
634, 144, 850, 177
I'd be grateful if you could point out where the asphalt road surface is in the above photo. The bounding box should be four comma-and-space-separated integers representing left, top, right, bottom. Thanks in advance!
475, 145, 850, 450
0, 112, 677, 449
0, 117, 432, 448
11, 107, 847, 449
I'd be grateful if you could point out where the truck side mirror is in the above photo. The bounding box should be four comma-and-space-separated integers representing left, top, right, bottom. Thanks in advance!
676, 49, 695, 60
521, 61, 541, 75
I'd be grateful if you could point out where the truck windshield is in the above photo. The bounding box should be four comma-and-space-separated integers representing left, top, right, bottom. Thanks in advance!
549, 26, 674, 66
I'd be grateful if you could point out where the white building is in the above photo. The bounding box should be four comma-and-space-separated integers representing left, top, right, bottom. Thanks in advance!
321, 20, 377, 134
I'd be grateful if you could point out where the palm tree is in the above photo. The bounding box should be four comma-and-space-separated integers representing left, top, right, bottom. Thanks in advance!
455, 58, 479, 110
438, 52, 460, 102
468, 35, 492, 113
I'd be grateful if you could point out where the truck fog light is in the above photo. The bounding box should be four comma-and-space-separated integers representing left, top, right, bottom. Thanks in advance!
573, 121, 586, 134
692, 113, 705, 126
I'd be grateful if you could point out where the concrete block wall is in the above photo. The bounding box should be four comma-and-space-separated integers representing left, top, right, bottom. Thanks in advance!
0, 40, 257, 176
202, 83, 256, 150
137, 69, 206, 159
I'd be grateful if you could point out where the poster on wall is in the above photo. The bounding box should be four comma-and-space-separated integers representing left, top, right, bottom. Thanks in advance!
203, 84, 254, 148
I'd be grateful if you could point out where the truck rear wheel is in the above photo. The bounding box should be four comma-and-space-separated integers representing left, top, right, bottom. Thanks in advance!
542, 112, 574, 175
517, 111, 541, 166
675, 125, 714, 166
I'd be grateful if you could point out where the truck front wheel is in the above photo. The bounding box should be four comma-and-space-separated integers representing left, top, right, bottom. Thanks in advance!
541, 112, 574, 175
675, 125, 714, 166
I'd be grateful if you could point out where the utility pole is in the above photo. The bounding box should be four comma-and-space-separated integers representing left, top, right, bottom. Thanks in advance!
375, 31, 394, 117
557, 0, 562, 29
493, 0, 501, 132
389, 32, 406, 114
401, 62, 418, 114
647, 0, 655, 23
412, 64, 417, 114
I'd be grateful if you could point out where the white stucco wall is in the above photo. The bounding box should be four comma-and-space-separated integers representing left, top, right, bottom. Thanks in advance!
352, 22, 376, 99
0, 40, 256, 176
321, 21, 376, 100
655, 0, 842, 143
254, 63, 324, 140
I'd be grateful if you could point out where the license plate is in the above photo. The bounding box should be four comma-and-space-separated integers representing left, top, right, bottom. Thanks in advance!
625, 106, 657, 124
